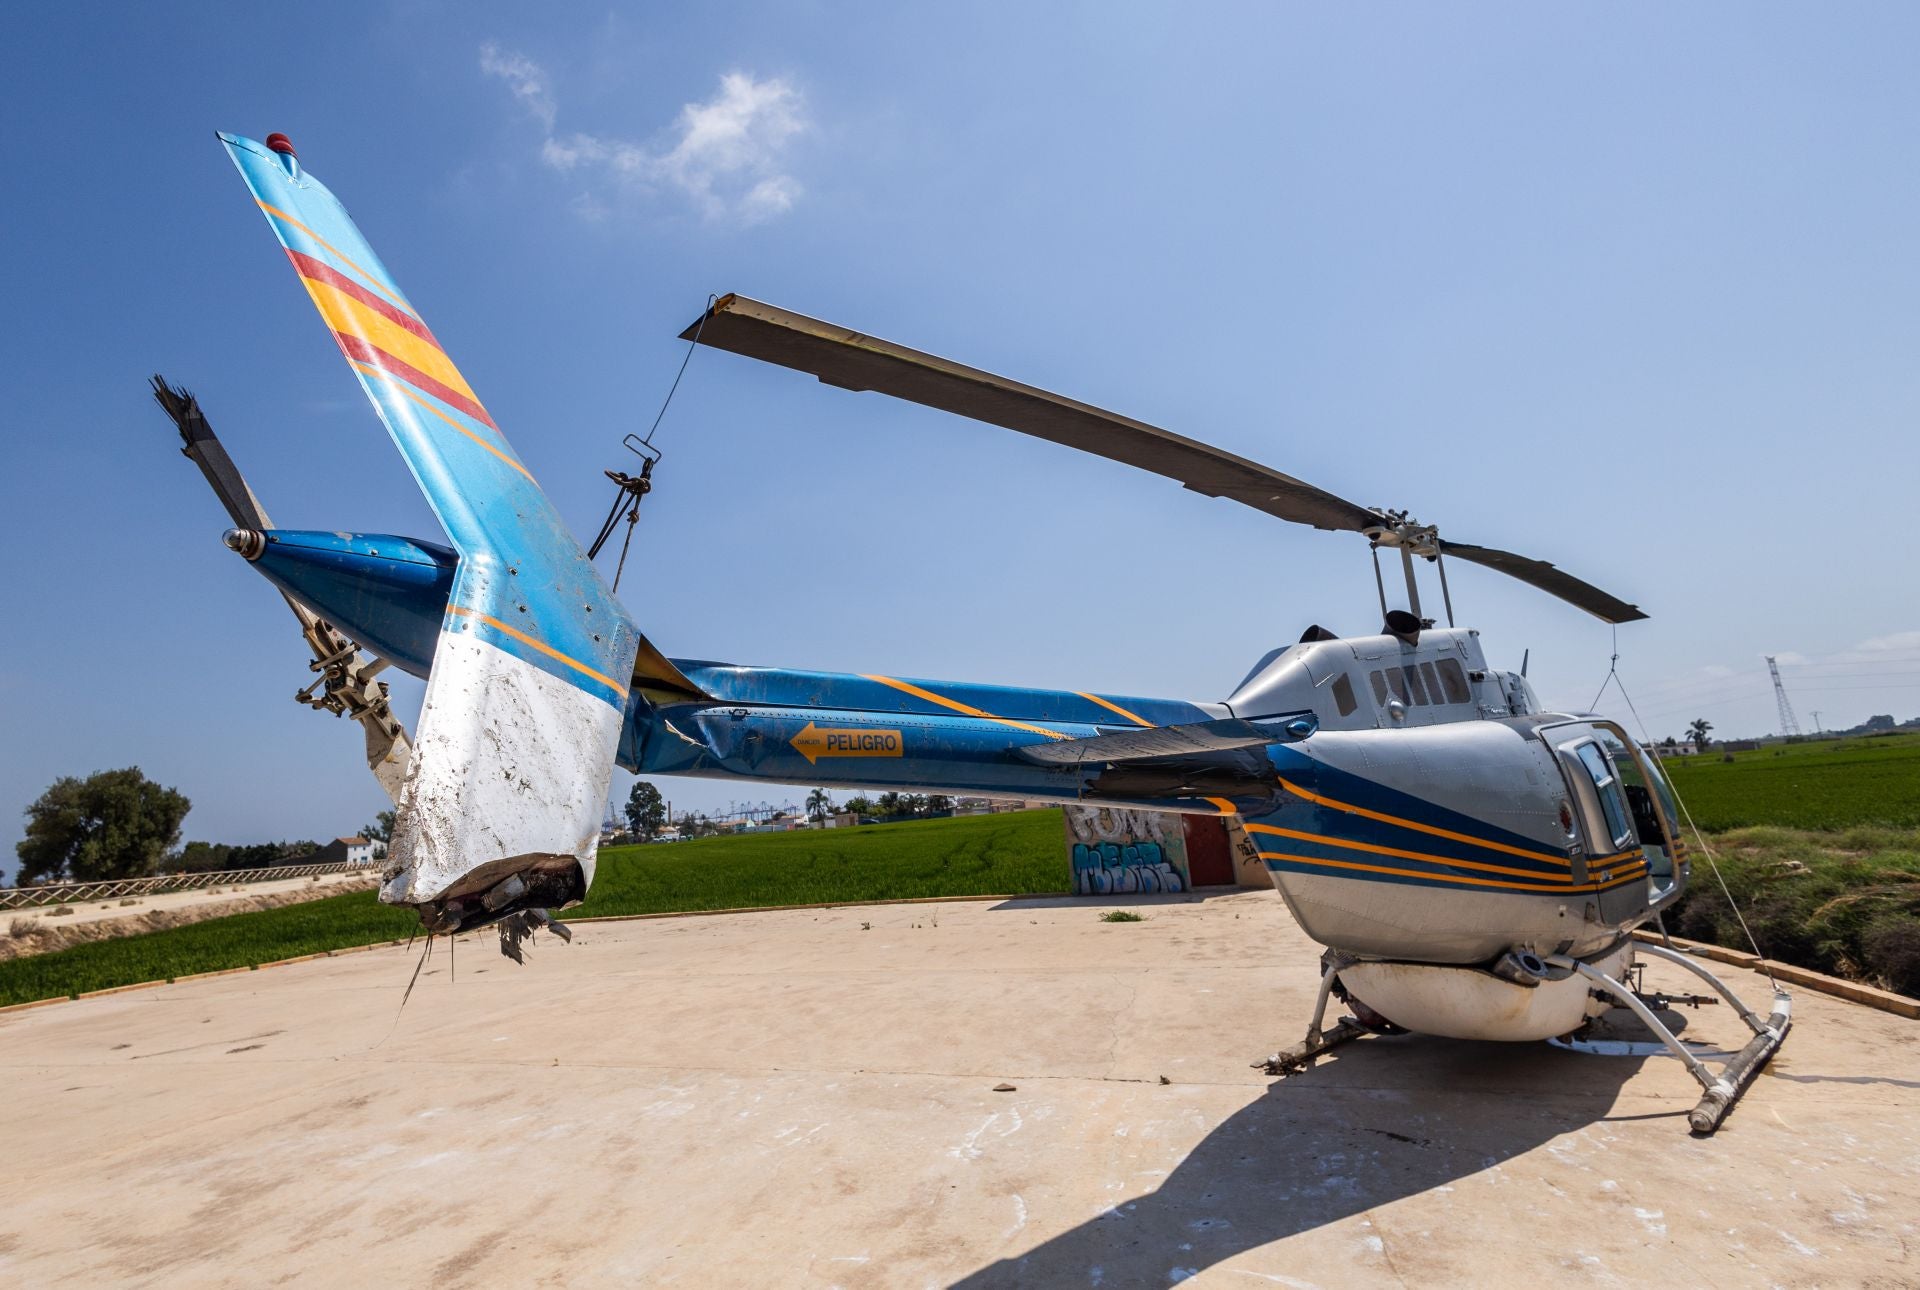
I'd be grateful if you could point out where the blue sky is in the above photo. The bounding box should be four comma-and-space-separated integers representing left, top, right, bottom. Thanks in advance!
3, 2, 1917, 874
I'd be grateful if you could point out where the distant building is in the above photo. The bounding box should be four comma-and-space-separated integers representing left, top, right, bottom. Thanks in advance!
315, 837, 376, 866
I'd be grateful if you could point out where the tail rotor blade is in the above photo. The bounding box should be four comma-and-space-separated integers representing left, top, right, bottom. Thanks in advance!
153, 375, 416, 799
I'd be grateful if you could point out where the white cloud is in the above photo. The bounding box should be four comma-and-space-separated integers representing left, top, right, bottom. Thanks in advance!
650, 72, 807, 219
1853, 630, 1920, 655
479, 42, 556, 132
481, 47, 806, 224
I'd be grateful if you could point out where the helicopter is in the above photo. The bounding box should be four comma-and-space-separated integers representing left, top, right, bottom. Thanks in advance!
159, 132, 1789, 1133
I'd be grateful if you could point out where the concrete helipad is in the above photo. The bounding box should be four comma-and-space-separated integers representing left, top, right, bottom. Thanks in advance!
0, 891, 1915, 1287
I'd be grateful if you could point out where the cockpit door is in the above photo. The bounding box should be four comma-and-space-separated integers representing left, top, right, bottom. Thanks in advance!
1552, 728, 1664, 925
1592, 727, 1687, 910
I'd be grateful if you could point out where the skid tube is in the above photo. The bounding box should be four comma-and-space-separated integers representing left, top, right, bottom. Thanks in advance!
1257, 954, 1367, 1075
1547, 946, 1792, 1135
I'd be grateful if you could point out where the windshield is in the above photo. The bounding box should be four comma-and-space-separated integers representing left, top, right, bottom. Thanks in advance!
1574, 742, 1633, 849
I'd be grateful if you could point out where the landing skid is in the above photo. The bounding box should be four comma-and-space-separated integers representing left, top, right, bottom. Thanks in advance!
1548, 943, 1792, 1135
1258, 946, 1793, 1133
1256, 955, 1370, 1076
1257, 1016, 1367, 1076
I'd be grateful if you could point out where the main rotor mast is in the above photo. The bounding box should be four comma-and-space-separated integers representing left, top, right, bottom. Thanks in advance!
1362, 512, 1455, 630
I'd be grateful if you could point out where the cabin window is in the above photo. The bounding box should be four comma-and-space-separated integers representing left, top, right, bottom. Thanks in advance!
1575, 742, 1634, 850
1369, 670, 1390, 705
1403, 664, 1430, 705
1385, 668, 1411, 703
1436, 657, 1471, 703
1419, 662, 1446, 704
1405, 664, 1436, 706
1331, 673, 1358, 716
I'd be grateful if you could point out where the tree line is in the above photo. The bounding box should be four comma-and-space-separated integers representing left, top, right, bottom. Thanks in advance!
12, 767, 391, 888
617, 782, 958, 843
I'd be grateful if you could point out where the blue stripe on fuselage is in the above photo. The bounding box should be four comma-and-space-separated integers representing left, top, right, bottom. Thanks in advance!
1254, 744, 1575, 875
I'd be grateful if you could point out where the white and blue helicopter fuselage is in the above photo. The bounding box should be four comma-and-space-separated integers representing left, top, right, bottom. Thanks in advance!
227, 525, 1687, 1045
169, 134, 1789, 1132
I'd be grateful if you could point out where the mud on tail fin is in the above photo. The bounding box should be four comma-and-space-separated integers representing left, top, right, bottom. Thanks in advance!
221, 131, 640, 931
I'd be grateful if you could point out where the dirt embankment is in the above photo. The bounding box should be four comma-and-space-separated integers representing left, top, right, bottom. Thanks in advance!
3, 876, 380, 961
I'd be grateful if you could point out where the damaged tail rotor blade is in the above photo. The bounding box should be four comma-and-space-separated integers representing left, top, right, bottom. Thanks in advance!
496, 909, 573, 964
155, 372, 418, 804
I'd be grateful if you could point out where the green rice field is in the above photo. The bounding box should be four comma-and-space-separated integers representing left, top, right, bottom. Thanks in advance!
0, 810, 1067, 1007
1659, 732, 1920, 832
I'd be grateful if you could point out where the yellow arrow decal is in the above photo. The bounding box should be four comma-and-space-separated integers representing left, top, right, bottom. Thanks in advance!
790, 721, 906, 766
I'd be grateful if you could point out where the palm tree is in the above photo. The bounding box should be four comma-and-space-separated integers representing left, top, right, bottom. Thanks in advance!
876, 791, 903, 818
1687, 718, 1713, 750
806, 788, 834, 824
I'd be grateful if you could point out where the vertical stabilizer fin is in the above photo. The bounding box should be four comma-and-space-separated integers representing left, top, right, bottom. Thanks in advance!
219, 132, 641, 930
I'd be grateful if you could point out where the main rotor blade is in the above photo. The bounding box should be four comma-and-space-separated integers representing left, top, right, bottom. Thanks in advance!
681, 295, 1380, 534
1439, 540, 1648, 624
683, 296, 1648, 623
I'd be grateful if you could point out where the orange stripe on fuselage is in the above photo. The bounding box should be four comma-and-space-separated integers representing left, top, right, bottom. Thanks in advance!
1259, 850, 1646, 895
1077, 692, 1155, 727
1251, 824, 1602, 884
1268, 778, 1574, 867
446, 605, 627, 699
863, 674, 1069, 741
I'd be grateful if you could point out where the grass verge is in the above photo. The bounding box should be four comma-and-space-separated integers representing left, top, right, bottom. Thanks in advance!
1669, 825, 1920, 997
0, 811, 1066, 1007
0, 891, 419, 1007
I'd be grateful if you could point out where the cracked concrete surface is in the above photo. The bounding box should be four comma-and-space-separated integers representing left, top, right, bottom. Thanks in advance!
0, 890, 1915, 1287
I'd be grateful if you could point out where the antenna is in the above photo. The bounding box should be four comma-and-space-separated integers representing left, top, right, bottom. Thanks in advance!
1766, 656, 1802, 737
1521, 649, 1530, 678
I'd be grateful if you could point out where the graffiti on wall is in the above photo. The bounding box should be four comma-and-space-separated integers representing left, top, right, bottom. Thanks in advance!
1064, 806, 1188, 895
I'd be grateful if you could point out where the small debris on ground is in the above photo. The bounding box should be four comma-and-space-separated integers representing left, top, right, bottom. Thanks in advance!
1159, 1075, 1171, 1085
992, 1082, 1016, 1092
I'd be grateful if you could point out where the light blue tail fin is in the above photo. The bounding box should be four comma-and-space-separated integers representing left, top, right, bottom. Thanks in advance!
221, 131, 639, 930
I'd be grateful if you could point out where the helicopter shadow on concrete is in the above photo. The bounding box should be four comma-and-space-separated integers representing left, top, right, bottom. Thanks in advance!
950, 1019, 1676, 1289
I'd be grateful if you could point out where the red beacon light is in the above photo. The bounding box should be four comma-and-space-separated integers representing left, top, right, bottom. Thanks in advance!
264, 133, 298, 157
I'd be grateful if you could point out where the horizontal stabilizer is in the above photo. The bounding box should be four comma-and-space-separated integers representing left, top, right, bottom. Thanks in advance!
1014, 714, 1313, 765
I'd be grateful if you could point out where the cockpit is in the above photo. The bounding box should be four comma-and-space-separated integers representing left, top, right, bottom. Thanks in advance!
1549, 721, 1686, 909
